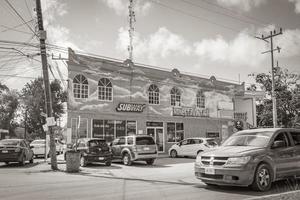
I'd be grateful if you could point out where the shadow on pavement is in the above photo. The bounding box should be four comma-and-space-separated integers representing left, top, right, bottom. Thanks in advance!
0, 162, 40, 169
74, 171, 207, 188
194, 178, 300, 197
83, 163, 122, 170
112, 160, 171, 168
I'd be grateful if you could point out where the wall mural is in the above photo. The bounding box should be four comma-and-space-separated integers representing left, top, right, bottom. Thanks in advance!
68, 51, 243, 119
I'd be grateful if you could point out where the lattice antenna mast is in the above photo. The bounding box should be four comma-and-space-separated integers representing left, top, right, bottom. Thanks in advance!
128, 0, 135, 61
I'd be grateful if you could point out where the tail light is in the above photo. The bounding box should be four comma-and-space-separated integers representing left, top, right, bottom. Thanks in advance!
15, 148, 21, 152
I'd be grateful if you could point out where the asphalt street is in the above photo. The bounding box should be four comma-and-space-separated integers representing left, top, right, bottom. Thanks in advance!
0, 157, 299, 200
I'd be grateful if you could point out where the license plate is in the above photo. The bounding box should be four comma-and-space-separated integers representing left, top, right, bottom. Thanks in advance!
98, 157, 104, 160
2, 150, 8, 153
143, 147, 150, 151
204, 168, 215, 175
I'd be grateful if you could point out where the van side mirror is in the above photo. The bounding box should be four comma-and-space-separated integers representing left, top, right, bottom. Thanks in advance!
272, 140, 285, 149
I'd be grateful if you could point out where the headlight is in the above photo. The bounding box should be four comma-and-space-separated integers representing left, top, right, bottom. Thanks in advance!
225, 156, 251, 166
195, 155, 201, 163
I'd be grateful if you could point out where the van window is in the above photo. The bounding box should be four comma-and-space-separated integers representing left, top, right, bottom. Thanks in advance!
118, 138, 125, 145
290, 132, 300, 145
136, 137, 155, 145
127, 137, 134, 145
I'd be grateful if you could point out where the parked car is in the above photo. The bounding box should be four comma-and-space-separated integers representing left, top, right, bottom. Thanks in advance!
30, 139, 47, 158
55, 138, 65, 155
169, 137, 218, 158
111, 135, 158, 166
72, 138, 112, 167
194, 128, 300, 191
0, 139, 34, 165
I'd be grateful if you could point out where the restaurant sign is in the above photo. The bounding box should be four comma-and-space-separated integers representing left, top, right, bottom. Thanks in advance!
172, 106, 209, 118
116, 103, 146, 113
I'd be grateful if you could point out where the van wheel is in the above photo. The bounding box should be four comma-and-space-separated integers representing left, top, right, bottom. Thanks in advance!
251, 163, 272, 191
80, 156, 87, 167
122, 153, 132, 166
170, 150, 177, 158
146, 159, 155, 165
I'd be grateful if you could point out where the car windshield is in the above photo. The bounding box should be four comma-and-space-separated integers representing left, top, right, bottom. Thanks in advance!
136, 137, 155, 145
31, 140, 45, 144
88, 140, 107, 147
0, 139, 20, 146
222, 135, 271, 147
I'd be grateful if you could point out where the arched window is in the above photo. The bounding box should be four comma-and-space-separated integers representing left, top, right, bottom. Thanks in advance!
196, 90, 205, 108
73, 74, 88, 99
148, 84, 159, 105
98, 78, 113, 101
170, 87, 181, 106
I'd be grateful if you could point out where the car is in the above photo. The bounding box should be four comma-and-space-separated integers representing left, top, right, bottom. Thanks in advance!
169, 137, 218, 158
72, 138, 112, 167
0, 139, 34, 165
55, 138, 65, 154
30, 139, 48, 158
194, 128, 300, 191
111, 135, 158, 166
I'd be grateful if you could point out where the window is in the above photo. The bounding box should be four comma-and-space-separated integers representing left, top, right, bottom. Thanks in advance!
127, 137, 134, 145
73, 74, 88, 99
170, 87, 181, 106
148, 84, 159, 105
92, 119, 136, 142
273, 132, 290, 147
167, 122, 184, 142
118, 137, 125, 145
98, 78, 112, 101
196, 90, 205, 108
290, 132, 300, 145
136, 137, 155, 145
71, 118, 88, 140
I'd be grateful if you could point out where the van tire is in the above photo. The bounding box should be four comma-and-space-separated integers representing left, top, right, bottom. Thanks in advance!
251, 163, 272, 192
170, 150, 177, 158
122, 153, 132, 166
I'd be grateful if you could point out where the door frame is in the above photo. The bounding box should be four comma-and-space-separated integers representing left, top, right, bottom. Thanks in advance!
146, 127, 165, 153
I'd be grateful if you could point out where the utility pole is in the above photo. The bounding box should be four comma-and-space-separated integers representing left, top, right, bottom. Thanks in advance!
35, 0, 57, 170
128, 0, 135, 61
256, 28, 282, 128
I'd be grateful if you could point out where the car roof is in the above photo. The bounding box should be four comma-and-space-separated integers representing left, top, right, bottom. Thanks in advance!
78, 138, 106, 142
1, 138, 23, 141
185, 137, 214, 140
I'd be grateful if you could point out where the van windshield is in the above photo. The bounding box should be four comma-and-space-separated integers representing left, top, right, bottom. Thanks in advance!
88, 140, 107, 147
222, 135, 270, 147
136, 137, 155, 145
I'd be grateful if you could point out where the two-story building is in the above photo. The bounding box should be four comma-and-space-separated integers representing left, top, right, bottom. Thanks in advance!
66, 48, 254, 153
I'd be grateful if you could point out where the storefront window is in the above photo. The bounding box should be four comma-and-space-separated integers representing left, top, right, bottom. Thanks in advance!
167, 122, 184, 142
116, 120, 126, 138
127, 121, 137, 135
92, 119, 104, 138
71, 118, 88, 140
104, 120, 114, 142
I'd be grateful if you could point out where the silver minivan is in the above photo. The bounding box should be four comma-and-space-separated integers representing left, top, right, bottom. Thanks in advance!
195, 128, 300, 191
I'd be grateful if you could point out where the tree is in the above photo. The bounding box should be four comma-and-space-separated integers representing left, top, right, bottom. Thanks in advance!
21, 78, 67, 139
0, 82, 19, 135
253, 67, 300, 127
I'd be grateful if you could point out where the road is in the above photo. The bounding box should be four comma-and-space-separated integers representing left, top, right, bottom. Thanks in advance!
0, 157, 299, 200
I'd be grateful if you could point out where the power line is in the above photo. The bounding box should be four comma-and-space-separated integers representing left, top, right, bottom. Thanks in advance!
1, 19, 34, 33
149, 0, 243, 34
181, 0, 264, 27
4, 0, 37, 37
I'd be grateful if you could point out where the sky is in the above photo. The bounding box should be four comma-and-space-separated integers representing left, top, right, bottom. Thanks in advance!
0, 0, 300, 91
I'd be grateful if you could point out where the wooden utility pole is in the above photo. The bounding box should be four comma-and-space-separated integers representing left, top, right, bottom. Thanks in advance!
35, 0, 57, 170
256, 28, 282, 128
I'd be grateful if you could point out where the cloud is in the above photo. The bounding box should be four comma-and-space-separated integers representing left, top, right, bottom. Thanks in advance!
194, 31, 267, 68
215, 0, 267, 12
116, 27, 191, 63
41, 0, 68, 26
101, 0, 152, 16
289, 0, 300, 14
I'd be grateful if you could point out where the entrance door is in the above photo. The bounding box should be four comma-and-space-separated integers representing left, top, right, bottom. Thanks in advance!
147, 127, 164, 153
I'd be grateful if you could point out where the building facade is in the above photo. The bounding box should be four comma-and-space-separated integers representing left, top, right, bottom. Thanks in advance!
67, 49, 252, 153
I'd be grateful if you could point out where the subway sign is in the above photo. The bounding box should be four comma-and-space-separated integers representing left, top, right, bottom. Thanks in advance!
116, 103, 146, 113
